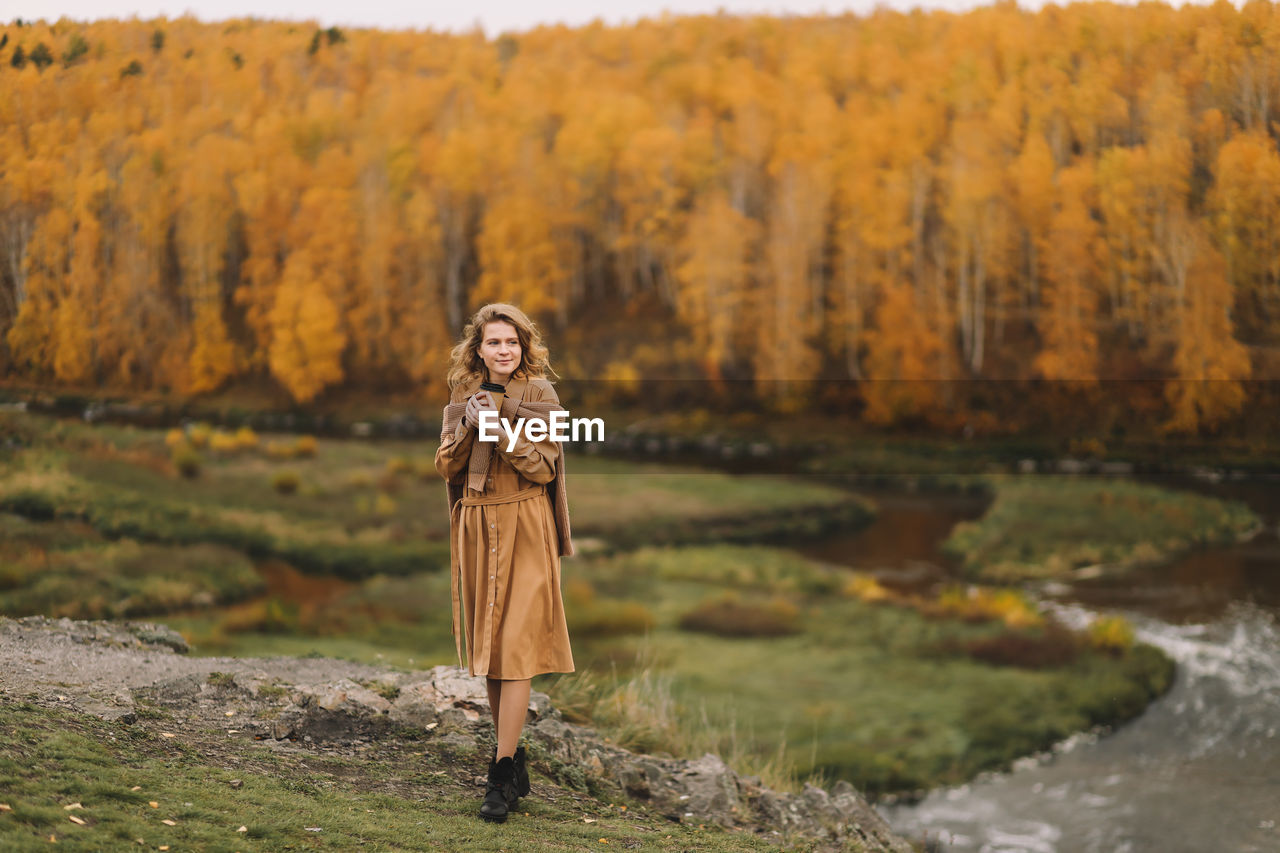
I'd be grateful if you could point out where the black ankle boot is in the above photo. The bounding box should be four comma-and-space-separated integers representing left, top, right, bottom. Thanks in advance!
513, 746, 531, 798
478, 756, 518, 823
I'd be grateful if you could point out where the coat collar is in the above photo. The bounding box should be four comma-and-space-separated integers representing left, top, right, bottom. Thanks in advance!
502, 375, 529, 403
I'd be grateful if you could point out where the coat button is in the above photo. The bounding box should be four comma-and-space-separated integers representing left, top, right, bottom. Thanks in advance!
490, 523, 495, 529
491, 547, 496, 552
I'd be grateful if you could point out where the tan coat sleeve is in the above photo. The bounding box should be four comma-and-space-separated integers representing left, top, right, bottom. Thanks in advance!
498, 382, 559, 485
435, 417, 477, 484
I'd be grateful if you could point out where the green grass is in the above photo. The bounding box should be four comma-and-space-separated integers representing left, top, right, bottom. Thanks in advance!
0, 411, 1183, 804
169, 544, 1173, 799
0, 411, 871, 575
0, 700, 787, 852
0, 535, 263, 619
538, 545, 1174, 797
942, 475, 1261, 581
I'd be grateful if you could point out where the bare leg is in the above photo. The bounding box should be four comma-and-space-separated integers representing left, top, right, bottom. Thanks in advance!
495, 678, 531, 760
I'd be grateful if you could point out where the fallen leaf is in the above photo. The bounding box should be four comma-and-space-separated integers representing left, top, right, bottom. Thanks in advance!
425, 722, 438, 730
130, 786, 141, 792
161, 819, 177, 826
583, 818, 596, 823
47, 834, 56, 842
63, 803, 83, 811
160, 733, 176, 739
67, 816, 86, 826
149, 802, 159, 809
598, 840, 608, 845
0, 804, 11, 812
225, 711, 235, 717
237, 826, 247, 833
304, 826, 322, 832
159, 847, 169, 851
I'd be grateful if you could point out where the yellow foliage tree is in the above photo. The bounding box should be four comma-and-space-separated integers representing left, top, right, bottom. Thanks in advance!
268, 250, 347, 403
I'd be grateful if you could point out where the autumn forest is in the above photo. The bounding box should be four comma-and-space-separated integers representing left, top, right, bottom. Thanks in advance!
3, 3, 1280, 433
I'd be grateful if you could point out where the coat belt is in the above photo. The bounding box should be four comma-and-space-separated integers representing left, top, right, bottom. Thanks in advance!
450, 485, 548, 670
460, 484, 546, 506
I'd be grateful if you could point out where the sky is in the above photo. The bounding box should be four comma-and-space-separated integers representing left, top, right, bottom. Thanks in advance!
9, 0, 1015, 36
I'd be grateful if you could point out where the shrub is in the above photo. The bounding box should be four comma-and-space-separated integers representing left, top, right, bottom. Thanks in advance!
218, 597, 299, 634
844, 573, 892, 603
271, 470, 300, 495
1087, 614, 1135, 655
678, 594, 800, 637
234, 426, 259, 450
564, 580, 655, 637
164, 428, 186, 449
294, 435, 318, 457
385, 456, 412, 476
373, 493, 398, 517
171, 444, 201, 478
186, 423, 212, 448
962, 623, 1080, 668
265, 440, 295, 459
929, 584, 1043, 629
209, 430, 240, 453
346, 470, 374, 489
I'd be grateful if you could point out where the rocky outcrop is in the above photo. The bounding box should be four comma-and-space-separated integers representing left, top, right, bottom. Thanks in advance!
0, 615, 911, 852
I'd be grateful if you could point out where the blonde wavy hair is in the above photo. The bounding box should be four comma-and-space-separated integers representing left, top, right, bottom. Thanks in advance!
446, 303, 558, 391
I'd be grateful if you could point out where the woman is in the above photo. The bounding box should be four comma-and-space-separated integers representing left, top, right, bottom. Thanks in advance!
434, 303, 575, 824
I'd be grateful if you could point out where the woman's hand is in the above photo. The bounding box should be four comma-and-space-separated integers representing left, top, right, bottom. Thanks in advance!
465, 391, 499, 429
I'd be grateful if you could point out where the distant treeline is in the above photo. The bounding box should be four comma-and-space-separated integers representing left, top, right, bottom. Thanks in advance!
2, 4, 1279, 431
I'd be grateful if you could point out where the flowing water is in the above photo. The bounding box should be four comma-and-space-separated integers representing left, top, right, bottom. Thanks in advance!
803, 477, 1280, 853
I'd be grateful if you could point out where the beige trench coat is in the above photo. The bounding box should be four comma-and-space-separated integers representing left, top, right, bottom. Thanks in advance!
434, 374, 575, 680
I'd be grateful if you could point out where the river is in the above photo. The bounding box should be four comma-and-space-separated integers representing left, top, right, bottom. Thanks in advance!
803, 476, 1280, 853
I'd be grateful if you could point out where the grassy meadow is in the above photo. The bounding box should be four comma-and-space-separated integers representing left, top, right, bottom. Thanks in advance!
0, 699, 783, 853
941, 476, 1260, 582
3, 407, 1254, 802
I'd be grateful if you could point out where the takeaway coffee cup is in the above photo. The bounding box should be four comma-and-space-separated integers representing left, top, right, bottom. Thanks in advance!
479, 381, 506, 411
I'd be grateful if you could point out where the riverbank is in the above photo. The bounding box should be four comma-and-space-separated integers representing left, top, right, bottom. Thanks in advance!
0, 616, 912, 852
0, 407, 1203, 802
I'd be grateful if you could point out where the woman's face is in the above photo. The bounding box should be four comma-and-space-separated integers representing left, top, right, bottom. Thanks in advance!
478, 320, 522, 383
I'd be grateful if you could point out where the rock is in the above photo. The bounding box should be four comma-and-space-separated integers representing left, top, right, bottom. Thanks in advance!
438, 732, 477, 753
672, 753, 742, 824
125, 623, 189, 654
389, 682, 443, 728
301, 679, 393, 715
134, 673, 205, 705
